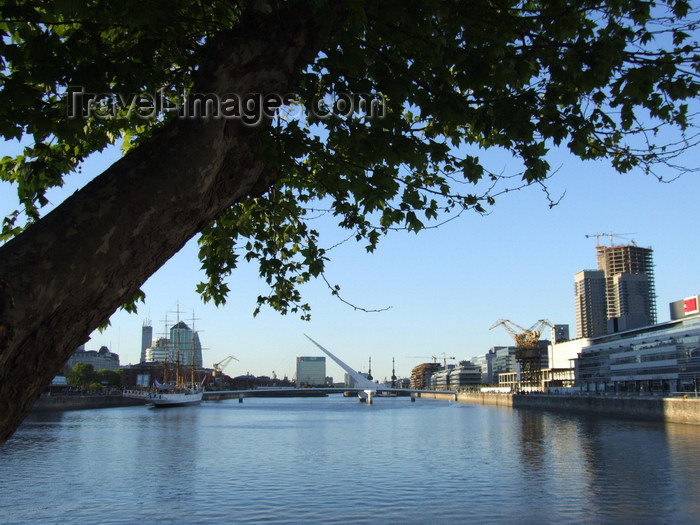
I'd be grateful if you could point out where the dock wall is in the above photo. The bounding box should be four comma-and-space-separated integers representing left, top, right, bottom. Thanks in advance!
418, 392, 700, 425
32, 394, 145, 412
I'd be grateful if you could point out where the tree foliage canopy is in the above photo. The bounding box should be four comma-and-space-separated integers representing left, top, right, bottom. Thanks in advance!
1, 0, 698, 318
66, 363, 122, 389
66, 362, 95, 389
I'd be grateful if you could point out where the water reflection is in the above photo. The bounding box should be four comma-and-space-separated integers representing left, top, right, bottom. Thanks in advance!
2, 411, 66, 452
2, 399, 700, 524
517, 411, 683, 522
517, 410, 546, 473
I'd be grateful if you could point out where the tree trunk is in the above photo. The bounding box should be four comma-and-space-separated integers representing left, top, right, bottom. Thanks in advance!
0, 7, 323, 445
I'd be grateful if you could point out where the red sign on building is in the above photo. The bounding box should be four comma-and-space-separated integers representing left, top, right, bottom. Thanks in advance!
683, 296, 699, 315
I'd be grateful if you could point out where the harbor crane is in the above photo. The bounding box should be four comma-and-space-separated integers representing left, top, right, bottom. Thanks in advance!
212, 355, 239, 377
489, 319, 553, 388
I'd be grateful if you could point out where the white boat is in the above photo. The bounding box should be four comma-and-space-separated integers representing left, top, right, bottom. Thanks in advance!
147, 380, 203, 408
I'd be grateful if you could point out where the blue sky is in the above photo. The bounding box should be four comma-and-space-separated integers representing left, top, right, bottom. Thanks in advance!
2, 135, 697, 383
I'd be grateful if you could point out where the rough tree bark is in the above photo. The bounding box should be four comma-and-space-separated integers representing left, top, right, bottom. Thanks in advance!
0, 7, 325, 445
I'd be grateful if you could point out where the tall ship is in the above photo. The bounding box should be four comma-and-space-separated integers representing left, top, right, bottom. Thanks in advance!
147, 380, 203, 407
147, 308, 204, 408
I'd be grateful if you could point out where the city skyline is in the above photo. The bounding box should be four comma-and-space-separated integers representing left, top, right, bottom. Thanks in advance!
1, 139, 698, 383
53, 143, 697, 383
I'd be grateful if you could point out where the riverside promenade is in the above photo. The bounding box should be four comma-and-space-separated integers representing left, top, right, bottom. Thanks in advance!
419, 391, 700, 425
29, 389, 700, 425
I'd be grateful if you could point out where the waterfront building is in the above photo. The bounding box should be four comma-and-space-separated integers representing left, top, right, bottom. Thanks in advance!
296, 356, 326, 387
169, 321, 203, 369
671, 295, 700, 318
396, 377, 411, 389
496, 340, 551, 392
607, 272, 654, 332
598, 243, 657, 329
548, 338, 590, 370
410, 362, 440, 389
470, 353, 489, 383
66, 345, 120, 371
452, 361, 483, 387
121, 361, 209, 388
495, 337, 589, 392
143, 322, 203, 369
430, 365, 452, 390
575, 243, 657, 337
551, 324, 570, 343
144, 337, 175, 364
575, 269, 608, 338
544, 338, 590, 390
430, 360, 482, 390
140, 320, 153, 363
485, 346, 517, 384
122, 361, 164, 387
576, 294, 700, 394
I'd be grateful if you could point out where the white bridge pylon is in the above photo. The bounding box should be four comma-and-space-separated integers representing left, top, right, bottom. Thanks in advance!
305, 335, 379, 403
304, 335, 457, 404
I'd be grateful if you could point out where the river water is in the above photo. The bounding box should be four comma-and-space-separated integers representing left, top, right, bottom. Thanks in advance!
1, 396, 699, 524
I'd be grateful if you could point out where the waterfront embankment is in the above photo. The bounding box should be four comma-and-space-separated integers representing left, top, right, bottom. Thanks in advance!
418, 391, 700, 425
31, 394, 145, 412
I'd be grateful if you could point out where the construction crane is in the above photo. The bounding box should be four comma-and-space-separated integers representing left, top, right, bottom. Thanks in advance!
407, 353, 456, 367
585, 232, 637, 247
212, 355, 239, 377
489, 319, 553, 388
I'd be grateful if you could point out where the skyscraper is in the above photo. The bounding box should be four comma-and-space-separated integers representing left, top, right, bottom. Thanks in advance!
169, 321, 203, 369
140, 320, 153, 363
296, 356, 326, 387
575, 242, 657, 337
597, 244, 656, 329
575, 270, 608, 338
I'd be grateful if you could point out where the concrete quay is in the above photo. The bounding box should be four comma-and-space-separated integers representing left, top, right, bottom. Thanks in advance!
418, 391, 700, 425
31, 394, 146, 412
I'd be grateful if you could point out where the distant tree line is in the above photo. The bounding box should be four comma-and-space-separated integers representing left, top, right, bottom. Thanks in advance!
67, 364, 123, 391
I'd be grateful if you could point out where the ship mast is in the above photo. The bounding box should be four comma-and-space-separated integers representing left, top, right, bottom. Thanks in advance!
191, 311, 197, 388
162, 313, 169, 384
175, 303, 182, 388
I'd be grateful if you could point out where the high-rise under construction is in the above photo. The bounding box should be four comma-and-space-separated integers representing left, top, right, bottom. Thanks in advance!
597, 244, 656, 328
575, 241, 657, 337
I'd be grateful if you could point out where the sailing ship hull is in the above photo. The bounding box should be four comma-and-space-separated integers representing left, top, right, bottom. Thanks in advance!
147, 391, 203, 408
